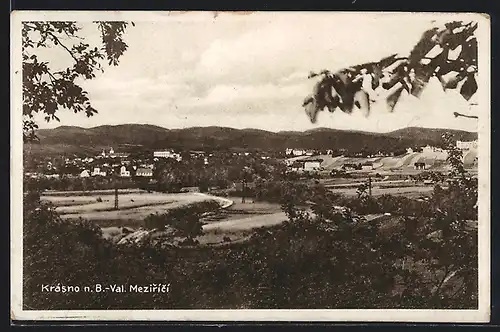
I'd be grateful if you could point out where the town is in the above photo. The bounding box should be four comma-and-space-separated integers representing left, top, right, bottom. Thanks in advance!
25, 139, 478, 184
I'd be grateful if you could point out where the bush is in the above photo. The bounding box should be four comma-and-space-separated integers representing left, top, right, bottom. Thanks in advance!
144, 200, 220, 238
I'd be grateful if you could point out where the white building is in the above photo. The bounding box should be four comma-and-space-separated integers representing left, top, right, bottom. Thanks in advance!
92, 167, 107, 177
80, 170, 90, 178
285, 148, 307, 156
154, 150, 174, 158
120, 166, 130, 177
456, 140, 478, 150
361, 163, 374, 171
153, 150, 182, 161
136, 168, 153, 177
304, 160, 322, 171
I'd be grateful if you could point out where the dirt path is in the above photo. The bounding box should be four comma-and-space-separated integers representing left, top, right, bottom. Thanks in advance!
202, 212, 287, 232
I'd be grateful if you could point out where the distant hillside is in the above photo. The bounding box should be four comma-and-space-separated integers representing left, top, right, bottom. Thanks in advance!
25, 124, 478, 157
387, 127, 477, 143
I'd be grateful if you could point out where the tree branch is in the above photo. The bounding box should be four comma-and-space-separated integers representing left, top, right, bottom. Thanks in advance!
453, 112, 478, 119
44, 31, 79, 63
45, 70, 58, 83
432, 265, 450, 299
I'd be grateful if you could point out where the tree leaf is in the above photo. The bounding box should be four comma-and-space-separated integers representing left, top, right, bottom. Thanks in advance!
460, 38, 478, 65
377, 53, 400, 69
410, 65, 434, 98
302, 94, 314, 107
386, 85, 405, 112
370, 65, 383, 90
460, 75, 478, 101
409, 28, 439, 64
303, 96, 320, 123
443, 73, 466, 89
353, 90, 370, 117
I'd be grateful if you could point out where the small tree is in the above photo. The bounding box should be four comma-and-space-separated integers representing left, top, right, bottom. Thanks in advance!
356, 182, 368, 198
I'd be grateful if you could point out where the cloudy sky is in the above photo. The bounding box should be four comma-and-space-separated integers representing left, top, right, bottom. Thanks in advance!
34, 12, 481, 133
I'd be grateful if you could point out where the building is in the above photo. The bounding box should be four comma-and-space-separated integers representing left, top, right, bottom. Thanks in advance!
111, 152, 130, 159
101, 147, 129, 159
285, 148, 307, 156
120, 166, 130, 177
288, 159, 322, 172
25, 172, 41, 179
342, 163, 360, 171
414, 162, 426, 170
190, 150, 206, 157
303, 159, 322, 171
361, 162, 374, 171
136, 168, 153, 177
153, 150, 182, 161
456, 140, 478, 150
154, 150, 174, 158
79, 170, 88, 178
288, 161, 304, 172
92, 167, 107, 176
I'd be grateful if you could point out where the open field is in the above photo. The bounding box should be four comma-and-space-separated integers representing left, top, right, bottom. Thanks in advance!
95, 195, 285, 245
203, 197, 283, 223
42, 188, 145, 196
41, 190, 286, 245
41, 190, 232, 228
328, 185, 435, 198
203, 212, 287, 233
40, 181, 438, 247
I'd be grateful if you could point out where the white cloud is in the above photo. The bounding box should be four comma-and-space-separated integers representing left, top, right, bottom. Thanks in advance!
34, 12, 482, 133
183, 82, 308, 107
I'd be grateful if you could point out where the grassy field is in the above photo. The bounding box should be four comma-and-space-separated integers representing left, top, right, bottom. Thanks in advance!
203, 197, 283, 222
41, 190, 286, 246
41, 190, 232, 227
328, 185, 434, 198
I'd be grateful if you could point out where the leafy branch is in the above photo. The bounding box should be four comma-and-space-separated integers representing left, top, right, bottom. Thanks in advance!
22, 21, 133, 142
303, 21, 479, 123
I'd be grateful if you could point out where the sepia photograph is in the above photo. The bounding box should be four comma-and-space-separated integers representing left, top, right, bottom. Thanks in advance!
10, 11, 490, 322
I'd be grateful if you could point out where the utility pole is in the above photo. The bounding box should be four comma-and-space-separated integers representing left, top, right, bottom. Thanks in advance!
114, 170, 119, 210
241, 180, 246, 204
368, 176, 372, 197
241, 167, 248, 204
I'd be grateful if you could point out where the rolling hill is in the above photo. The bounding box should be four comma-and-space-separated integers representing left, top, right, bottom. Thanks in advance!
24, 125, 478, 157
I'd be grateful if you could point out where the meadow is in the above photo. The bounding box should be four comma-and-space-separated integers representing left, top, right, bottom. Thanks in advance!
41, 190, 233, 227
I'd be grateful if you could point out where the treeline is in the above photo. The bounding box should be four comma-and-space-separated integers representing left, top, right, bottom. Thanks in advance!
153, 156, 286, 193
24, 175, 152, 192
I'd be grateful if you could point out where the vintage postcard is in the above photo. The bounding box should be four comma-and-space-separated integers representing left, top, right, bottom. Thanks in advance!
11, 11, 491, 322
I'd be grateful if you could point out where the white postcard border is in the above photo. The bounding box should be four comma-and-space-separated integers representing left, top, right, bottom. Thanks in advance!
10, 11, 491, 322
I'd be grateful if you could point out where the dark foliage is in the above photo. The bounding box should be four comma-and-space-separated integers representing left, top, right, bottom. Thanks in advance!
22, 21, 132, 141
144, 200, 221, 238
303, 21, 479, 122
